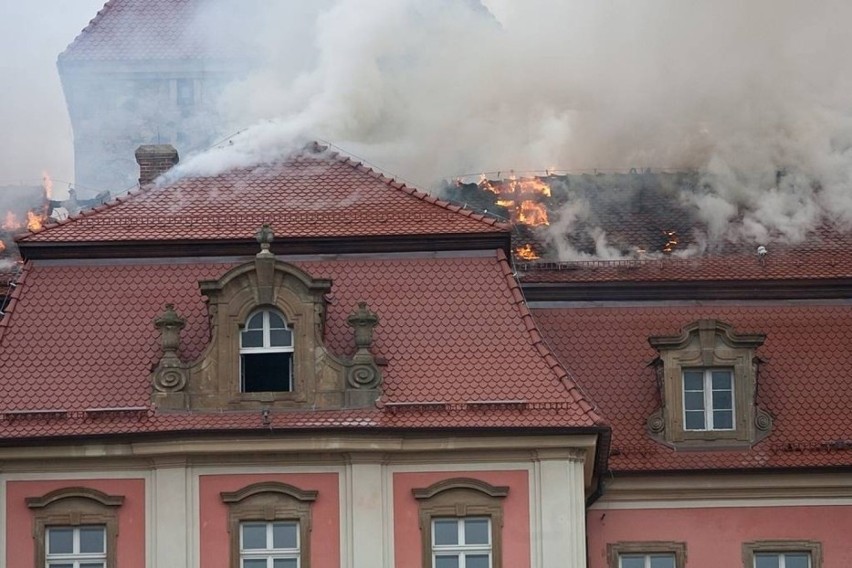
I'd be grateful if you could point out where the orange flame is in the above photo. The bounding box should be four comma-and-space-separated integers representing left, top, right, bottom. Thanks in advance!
517, 200, 549, 226
27, 211, 44, 232
662, 230, 678, 253
0, 240, 6, 253
42, 171, 54, 200
3, 211, 20, 231
515, 244, 540, 260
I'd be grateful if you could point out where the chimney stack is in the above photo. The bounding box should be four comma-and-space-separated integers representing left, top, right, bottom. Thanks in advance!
135, 144, 179, 186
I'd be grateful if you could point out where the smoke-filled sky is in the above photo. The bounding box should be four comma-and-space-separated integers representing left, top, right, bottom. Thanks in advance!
3, 0, 852, 253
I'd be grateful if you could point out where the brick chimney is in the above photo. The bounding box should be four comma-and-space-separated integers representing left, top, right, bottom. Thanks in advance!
135, 144, 179, 186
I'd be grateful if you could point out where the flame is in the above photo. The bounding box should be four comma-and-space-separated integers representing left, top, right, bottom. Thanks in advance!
662, 230, 678, 253
517, 200, 549, 226
515, 244, 540, 260
0, 240, 6, 253
3, 211, 20, 231
512, 177, 552, 197
27, 211, 44, 232
42, 171, 54, 200
496, 198, 515, 208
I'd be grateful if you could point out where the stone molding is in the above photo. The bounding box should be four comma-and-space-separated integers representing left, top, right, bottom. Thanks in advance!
607, 541, 686, 568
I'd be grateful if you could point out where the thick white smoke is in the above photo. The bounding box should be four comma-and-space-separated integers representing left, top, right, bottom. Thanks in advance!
169, 0, 852, 254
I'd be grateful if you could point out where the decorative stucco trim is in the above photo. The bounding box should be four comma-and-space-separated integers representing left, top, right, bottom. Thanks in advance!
607, 541, 687, 568
742, 540, 822, 568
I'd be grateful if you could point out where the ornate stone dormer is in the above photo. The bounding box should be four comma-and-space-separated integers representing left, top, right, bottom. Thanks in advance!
150, 226, 384, 411
646, 319, 773, 448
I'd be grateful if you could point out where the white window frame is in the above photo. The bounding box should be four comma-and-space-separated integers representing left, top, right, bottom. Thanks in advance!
46, 525, 107, 568
239, 521, 301, 568
682, 368, 735, 431
618, 553, 677, 568
240, 309, 294, 392
754, 552, 812, 568
431, 517, 492, 568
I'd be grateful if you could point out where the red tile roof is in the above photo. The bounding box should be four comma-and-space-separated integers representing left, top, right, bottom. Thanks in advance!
59, 0, 227, 62
519, 227, 852, 283
532, 303, 852, 471
18, 146, 506, 244
0, 253, 603, 440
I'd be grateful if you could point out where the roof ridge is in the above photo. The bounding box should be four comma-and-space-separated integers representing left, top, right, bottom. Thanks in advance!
58, 0, 115, 61
495, 249, 608, 427
16, 183, 155, 243
314, 143, 510, 233
0, 260, 33, 345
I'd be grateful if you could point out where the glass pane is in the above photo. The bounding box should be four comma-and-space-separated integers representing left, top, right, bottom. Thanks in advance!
713, 410, 734, 429
273, 560, 298, 568
467, 554, 490, 568
267, 312, 286, 329
785, 554, 810, 568
433, 520, 458, 545
685, 410, 705, 430
47, 565, 74, 568
272, 522, 298, 549
247, 313, 264, 329
712, 370, 732, 390
650, 554, 676, 568
435, 556, 459, 568
620, 556, 645, 568
81, 564, 106, 568
464, 519, 489, 545
241, 329, 263, 348
270, 329, 293, 347
79, 527, 105, 553
712, 390, 732, 410
241, 523, 268, 550
242, 353, 292, 392
48, 528, 74, 554
683, 371, 704, 391
755, 554, 780, 568
243, 560, 267, 568
684, 391, 705, 410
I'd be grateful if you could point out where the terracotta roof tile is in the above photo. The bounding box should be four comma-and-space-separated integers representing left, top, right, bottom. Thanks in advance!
532, 304, 852, 471
0, 253, 599, 440
19, 146, 507, 244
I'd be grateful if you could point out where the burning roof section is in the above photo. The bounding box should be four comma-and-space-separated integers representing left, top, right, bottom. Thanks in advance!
18, 144, 507, 246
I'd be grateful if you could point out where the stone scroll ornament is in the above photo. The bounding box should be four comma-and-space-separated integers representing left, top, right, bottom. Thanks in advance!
152, 303, 189, 393
345, 302, 381, 390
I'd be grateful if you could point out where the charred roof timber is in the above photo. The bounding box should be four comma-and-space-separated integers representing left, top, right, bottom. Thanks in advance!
135, 144, 179, 186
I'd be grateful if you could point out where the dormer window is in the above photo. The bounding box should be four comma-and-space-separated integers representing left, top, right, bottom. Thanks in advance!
240, 310, 294, 393
646, 320, 773, 448
682, 368, 734, 431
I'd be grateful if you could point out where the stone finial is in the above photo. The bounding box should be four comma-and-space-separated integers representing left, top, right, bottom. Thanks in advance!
152, 303, 188, 403
256, 223, 274, 256
345, 302, 381, 397
347, 302, 379, 353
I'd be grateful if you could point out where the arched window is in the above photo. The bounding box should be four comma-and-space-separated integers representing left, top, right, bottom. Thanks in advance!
240, 309, 294, 393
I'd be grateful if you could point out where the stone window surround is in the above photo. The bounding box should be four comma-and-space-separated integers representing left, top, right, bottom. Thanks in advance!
607, 541, 687, 568
647, 319, 773, 448
26, 487, 125, 568
412, 478, 509, 568
742, 540, 822, 568
220, 481, 318, 568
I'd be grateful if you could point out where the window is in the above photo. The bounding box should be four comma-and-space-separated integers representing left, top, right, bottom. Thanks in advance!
743, 541, 821, 568
432, 518, 491, 568
646, 319, 772, 447
619, 553, 676, 568
682, 368, 734, 430
240, 309, 294, 393
46, 526, 107, 568
221, 482, 317, 568
240, 521, 300, 568
26, 487, 124, 568
413, 478, 508, 568
608, 542, 686, 568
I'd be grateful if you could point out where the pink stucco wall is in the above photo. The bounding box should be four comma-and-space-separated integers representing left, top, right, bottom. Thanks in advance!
6, 478, 146, 568
393, 470, 530, 568
199, 473, 340, 568
588, 504, 852, 567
